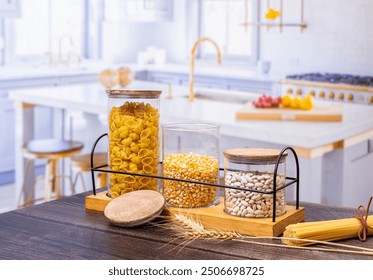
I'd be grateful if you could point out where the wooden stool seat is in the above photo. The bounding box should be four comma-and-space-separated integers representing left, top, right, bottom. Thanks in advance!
18, 139, 84, 208
23, 139, 84, 158
71, 152, 108, 192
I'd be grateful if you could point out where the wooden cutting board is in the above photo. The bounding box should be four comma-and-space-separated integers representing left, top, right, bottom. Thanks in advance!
236, 103, 343, 122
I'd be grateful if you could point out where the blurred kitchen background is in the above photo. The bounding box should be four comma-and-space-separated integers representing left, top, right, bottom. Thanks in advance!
1, 0, 373, 213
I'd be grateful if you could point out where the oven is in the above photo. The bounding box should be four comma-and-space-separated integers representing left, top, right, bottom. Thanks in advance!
280, 73, 373, 105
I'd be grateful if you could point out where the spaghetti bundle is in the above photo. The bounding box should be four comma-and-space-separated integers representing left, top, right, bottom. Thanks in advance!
283, 216, 373, 246
284, 197, 373, 246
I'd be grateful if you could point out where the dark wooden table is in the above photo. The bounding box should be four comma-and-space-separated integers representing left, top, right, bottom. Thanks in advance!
0, 190, 372, 260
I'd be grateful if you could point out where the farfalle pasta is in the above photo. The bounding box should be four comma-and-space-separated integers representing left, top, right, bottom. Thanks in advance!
108, 101, 159, 198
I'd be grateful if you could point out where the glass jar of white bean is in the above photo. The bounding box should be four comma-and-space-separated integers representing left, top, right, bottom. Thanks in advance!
223, 148, 288, 218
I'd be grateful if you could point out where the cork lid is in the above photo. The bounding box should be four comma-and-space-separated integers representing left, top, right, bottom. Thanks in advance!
106, 89, 161, 99
104, 190, 165, 228
224, 148, 288, 164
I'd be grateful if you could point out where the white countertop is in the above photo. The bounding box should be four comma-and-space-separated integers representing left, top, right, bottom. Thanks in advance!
9, 81, 373, 149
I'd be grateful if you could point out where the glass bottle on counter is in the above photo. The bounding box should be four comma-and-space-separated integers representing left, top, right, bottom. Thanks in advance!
162, 123, 220, 208
223, 148, 288, 218
106, 89, 161, 198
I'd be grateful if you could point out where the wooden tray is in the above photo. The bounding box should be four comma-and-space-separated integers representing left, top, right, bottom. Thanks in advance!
86, 192, 305, 237
236, 103, 343, 122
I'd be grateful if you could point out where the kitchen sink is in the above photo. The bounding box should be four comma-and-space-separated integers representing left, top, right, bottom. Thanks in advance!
178, 89, 254, 104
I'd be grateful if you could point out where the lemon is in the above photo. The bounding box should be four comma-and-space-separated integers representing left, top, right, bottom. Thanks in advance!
300, 95, 314, 110
290, 97, 301, 109
281, 95, 292, 107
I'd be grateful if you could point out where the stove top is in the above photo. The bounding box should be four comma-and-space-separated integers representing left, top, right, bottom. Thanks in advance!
286, 73, 373, 87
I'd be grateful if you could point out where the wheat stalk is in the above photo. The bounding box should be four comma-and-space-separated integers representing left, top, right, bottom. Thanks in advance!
172, 213, 242, 239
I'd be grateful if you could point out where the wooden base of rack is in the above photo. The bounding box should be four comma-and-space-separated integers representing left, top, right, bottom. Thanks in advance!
86, 192, 305, 237
86, 191, 112, 211
165, 200, 305, 237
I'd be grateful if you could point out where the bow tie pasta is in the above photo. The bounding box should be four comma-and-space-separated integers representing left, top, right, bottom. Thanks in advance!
109, 101, 159, 198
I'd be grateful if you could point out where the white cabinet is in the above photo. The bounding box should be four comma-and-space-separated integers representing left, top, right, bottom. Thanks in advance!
0, 93, 15, 173
0, 0, 21, 17
143, 70, 275, 93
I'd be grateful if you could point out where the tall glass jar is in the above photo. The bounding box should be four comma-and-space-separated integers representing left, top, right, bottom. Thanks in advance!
106, 89, 161, 198
223, 148, 288, 218
162, 123, 220, 208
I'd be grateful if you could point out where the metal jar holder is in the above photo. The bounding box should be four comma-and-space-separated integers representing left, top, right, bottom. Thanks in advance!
90, 133, 300, 222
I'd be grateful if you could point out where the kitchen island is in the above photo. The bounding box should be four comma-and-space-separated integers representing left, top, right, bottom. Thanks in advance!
0, 190, 372, 260
9, 82, 373, 208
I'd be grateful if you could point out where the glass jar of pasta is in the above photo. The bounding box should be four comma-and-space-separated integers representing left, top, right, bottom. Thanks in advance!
223, 148, 288, 218
162, 123, 220, 208
106, 89, 161, 198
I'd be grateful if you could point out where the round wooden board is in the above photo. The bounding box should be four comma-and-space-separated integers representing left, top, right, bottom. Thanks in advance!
104, 190, 165, 228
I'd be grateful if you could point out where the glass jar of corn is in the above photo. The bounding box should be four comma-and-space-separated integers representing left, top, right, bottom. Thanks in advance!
106, 89, 161, 198
162, 123, 220, 208
223, 148, 288, 218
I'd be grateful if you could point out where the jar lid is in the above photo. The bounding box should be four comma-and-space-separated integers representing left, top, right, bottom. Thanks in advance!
104, 190, 165, 228
106, 89, 162, 99
224, 148, 288, 164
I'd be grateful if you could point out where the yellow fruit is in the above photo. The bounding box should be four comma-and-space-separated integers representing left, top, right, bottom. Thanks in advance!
300, 96, 314, 110
281, 95, 292, 107
290, 97, 301, 109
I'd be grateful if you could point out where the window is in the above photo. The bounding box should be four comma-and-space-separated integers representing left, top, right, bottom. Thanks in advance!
199, 0, 258, 63
4, 0, 85, 64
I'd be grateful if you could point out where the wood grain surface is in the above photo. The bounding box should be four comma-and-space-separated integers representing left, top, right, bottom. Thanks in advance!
0, 189, 372, 260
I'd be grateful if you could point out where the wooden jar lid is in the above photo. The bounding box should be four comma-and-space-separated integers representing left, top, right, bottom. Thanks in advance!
104, 190, 165, 228
224, 148, 288, 163
106, 89, 161, 98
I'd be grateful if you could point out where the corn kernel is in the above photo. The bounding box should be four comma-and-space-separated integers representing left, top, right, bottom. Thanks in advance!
163, 153, 218, 208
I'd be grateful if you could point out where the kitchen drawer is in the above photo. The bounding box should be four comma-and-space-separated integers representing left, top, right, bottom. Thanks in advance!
59, 74, 99, 85
180, 76, 226, 89
146, 71, 182, 85
227, 79, 273, 93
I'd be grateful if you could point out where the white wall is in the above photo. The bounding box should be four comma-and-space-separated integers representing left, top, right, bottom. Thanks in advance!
260, 0, 373, 75
102, 0, 187, 64
102, 0, 373, 76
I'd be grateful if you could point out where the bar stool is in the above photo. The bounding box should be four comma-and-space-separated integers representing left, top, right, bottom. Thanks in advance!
70, 152, 108, 193
18, 139, 84, 208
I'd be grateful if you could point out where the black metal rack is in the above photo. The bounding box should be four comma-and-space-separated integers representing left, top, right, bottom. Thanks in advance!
90, 133, 300, 222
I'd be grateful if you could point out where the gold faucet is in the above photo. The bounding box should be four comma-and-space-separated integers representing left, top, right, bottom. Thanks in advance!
189, 37, 222, 102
